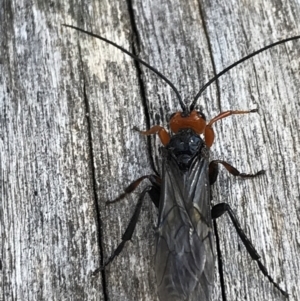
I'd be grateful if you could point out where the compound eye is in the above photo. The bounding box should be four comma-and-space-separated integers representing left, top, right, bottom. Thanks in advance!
197, 111, 206, 121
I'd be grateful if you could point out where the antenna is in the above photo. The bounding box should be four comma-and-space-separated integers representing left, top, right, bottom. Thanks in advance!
63, 24, 187, 112
190, 35, 300, 111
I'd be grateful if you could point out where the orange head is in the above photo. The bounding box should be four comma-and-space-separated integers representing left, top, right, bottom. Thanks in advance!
169, 110, 206, 134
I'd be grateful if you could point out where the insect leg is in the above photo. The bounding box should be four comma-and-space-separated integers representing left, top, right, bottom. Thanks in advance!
93, 184, 160, 275
209, 160, 265, 185
133, 125, 170, 146
107, 174, 161, 207
205, 109, 257, 147
211, 203, 288, 297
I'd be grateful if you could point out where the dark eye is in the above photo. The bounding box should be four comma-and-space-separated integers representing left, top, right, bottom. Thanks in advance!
197, 111, 206, 121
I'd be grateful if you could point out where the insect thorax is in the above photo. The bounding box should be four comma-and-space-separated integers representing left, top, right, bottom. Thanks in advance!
165, 129, 208, 170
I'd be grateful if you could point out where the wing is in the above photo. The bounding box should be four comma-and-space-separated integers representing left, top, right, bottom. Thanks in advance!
155, 155, 214, 301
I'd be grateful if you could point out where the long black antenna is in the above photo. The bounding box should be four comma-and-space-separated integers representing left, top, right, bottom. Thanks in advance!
63, 24, 187, 112
190, 35, 300, 111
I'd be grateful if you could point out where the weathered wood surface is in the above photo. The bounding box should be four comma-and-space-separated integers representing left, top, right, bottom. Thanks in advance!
1, 0, 299, 300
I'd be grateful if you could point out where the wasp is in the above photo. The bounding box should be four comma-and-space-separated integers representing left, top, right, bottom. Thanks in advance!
63, 24, 299, 300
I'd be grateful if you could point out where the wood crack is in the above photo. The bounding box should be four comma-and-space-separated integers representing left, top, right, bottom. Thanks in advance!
197, 1, 222, 110
78, 44, 109, 299
126, 0, 160, 176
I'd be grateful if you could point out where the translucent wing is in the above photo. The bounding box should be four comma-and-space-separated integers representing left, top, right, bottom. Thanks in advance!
155, 155, 214, 301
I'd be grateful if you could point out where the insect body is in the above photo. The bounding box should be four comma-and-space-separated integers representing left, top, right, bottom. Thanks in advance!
63, 24, 298, 300
136, 108, 264, 300
156, 127, 213, 300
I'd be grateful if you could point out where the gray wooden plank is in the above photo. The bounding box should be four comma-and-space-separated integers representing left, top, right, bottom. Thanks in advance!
0, 1, 104, 300
63, 1, 157, 301
199, 1, 300, 300
119, 0, 299, 300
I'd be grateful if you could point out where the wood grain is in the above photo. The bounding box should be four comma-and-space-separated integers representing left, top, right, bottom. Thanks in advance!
1, 0, 299, 300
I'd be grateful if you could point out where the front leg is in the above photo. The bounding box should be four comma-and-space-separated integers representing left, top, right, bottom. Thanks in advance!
133, 125, 170, 146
